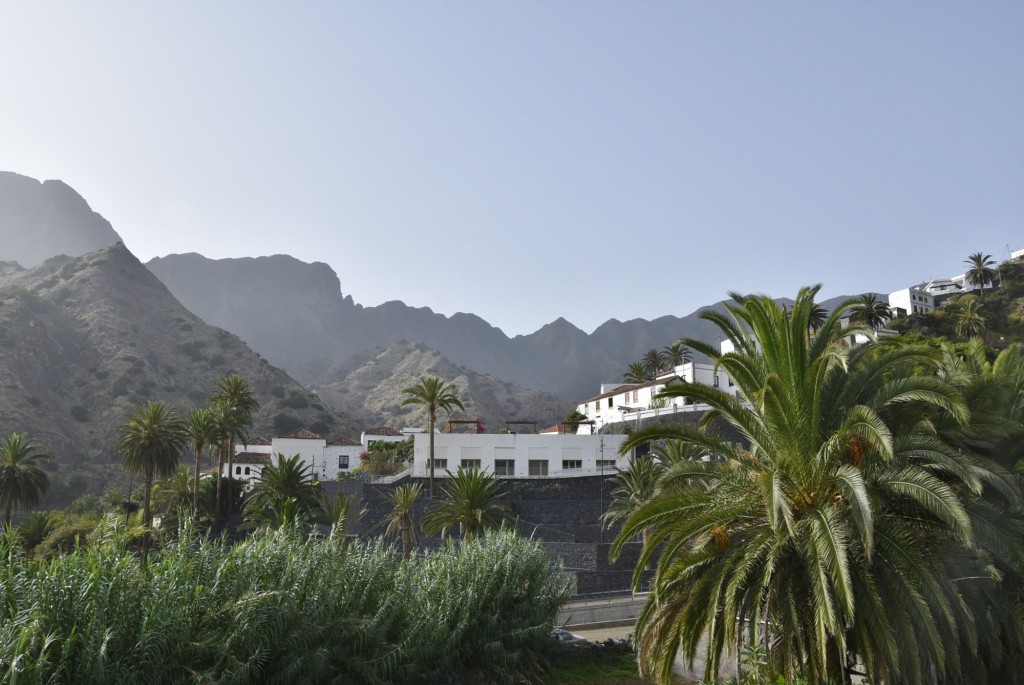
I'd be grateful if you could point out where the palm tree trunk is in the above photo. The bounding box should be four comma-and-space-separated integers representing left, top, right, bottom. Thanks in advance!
227, 439, 235, 511
215, 440, 225, 519
192, 445, 202, 513
428, 412, 436, 498
3, 502, 11, 528
142, 472, 153, 562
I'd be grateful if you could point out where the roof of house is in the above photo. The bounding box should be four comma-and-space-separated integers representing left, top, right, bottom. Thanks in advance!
234, 452, 272, 465
579, 375, 684, 404
328, 436, 362, 446
540, 424, 562, 434
276, 428, 323, 440
248, 436, 272, 446
364, 426, 402, 436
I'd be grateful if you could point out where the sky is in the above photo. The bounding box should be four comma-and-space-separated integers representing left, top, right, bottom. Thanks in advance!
1, 3, 1022, 337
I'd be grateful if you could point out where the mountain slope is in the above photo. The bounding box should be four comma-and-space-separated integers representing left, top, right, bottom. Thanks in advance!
311, 341, 571, 432
0, 244, 361, 490
0, 172, 122, 267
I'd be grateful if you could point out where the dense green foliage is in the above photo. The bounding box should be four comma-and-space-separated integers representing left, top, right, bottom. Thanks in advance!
612, 286, 1024, 684
0, 520, 572, 685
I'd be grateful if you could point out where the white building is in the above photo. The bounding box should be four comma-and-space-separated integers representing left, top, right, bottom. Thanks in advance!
575, 361, 736, 433
412, 432, 628, 479
888, 286, 935, 318
226, 429, 363, 483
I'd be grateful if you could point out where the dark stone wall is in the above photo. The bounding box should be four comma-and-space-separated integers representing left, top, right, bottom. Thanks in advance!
322, 475, 647, 595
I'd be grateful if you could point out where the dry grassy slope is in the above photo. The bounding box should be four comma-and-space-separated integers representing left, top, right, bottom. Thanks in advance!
0, 243, 361, 484
311, 341, 572, 433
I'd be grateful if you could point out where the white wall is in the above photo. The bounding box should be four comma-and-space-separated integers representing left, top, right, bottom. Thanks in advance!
888, 287, 934, 317
412, 432, 629, 478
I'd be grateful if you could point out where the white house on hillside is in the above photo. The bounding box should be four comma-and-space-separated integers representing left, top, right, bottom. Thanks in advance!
575, 359, 737, 433
227, 429, 363, 483
888, 286, 935, 318
412, 432, 628, 479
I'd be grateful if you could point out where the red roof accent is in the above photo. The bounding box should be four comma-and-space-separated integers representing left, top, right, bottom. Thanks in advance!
249, 436, 272, 446
328, 436, 362, 446
234, 452, 272, 465
364, 426, 402, 436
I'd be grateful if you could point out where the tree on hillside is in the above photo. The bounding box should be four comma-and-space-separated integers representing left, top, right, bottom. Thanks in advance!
955, 297, 986, 340
663, 340, 691, 367
611, 285, 1022, 684
383, 482, 422, 560
623, 361, 649, 383
185, 407, 218, 514
0, 432, 49, 527
421, 468, 512, 542
965, 251, 998, 298
116, 401, 186, 560
401, 376, 464, 498
848, 293, 892, 330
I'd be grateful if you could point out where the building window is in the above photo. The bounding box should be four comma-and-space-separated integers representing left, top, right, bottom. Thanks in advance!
596, 459, 616, 468
633, 390, 638, 402
595, 401, 600, 413
244, 466, 251, 475
460, 459, 481, 470
428, 458, 447, 470
495, 459, 515, 476
607, 397, 614, 408
562, 460, 582, 470
528, 460, 548, 476
713, 375, 720, 388
339, 455, 349, 469
728, 377, 735, 387
235, 466, 242, 475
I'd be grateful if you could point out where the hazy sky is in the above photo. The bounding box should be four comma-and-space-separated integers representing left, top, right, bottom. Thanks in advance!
2, 3, 1021, 336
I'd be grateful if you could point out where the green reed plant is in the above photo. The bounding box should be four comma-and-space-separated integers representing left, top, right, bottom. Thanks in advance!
0, 516, 571, 684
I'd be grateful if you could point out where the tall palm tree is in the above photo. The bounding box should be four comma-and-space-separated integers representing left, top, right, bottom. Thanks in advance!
641, 348, 669, 379
663, 340, 691, 368
0, 432, 49, 527
964, 252, 997, 298
610, 286, 1020, 684
185, 406, 218, 514
116, 401, 186, 560
383, 482, 422, 559
955, 297, 986, 339
807, 301, 828, 333
848, 293, 891, 330
623, 361, 649, 384
210, 374, 259, 512
401, 376, 464, 498
421, 468, 512, 542
209, 402, 249, 519
153, 465, 198, 523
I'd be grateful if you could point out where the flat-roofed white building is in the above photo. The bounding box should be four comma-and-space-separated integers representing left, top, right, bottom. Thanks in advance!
412, 432, 628, 478
888, 286, 935, 318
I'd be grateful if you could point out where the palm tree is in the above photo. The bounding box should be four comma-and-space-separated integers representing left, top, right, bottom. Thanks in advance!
116, 401, 186, 560
245, 453, 320, 527
383, 482, 422, 559
153, 465, 198, 524
210, 374, 259, 512
641, 348, 669, 378
209, 402, 249, 519
421, 468, 512, 542
610, 285, 1020, 683
185, 407, 218, 514
955, 297, 986, 339
601, 456, 664, 568
807, 301, 828, 333
623, 361, 648, 383
318, 490, 364, 539
964, 252, 997, 298
663, 340, 691, 368
0, 432, 50, 527
848, 293, 891, 330
401, 376, 465, 498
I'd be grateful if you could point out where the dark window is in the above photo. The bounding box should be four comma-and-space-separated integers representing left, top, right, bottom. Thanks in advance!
428, 458, 447, 470
339, 455, 349, 469
244, 466, 251, 475
528, 460, 548, 476
562, 460, 582, 470
235, 466, 242, 475
494, 459, 515, 476
461, 459, 481, 470
596, 459, 616, 468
